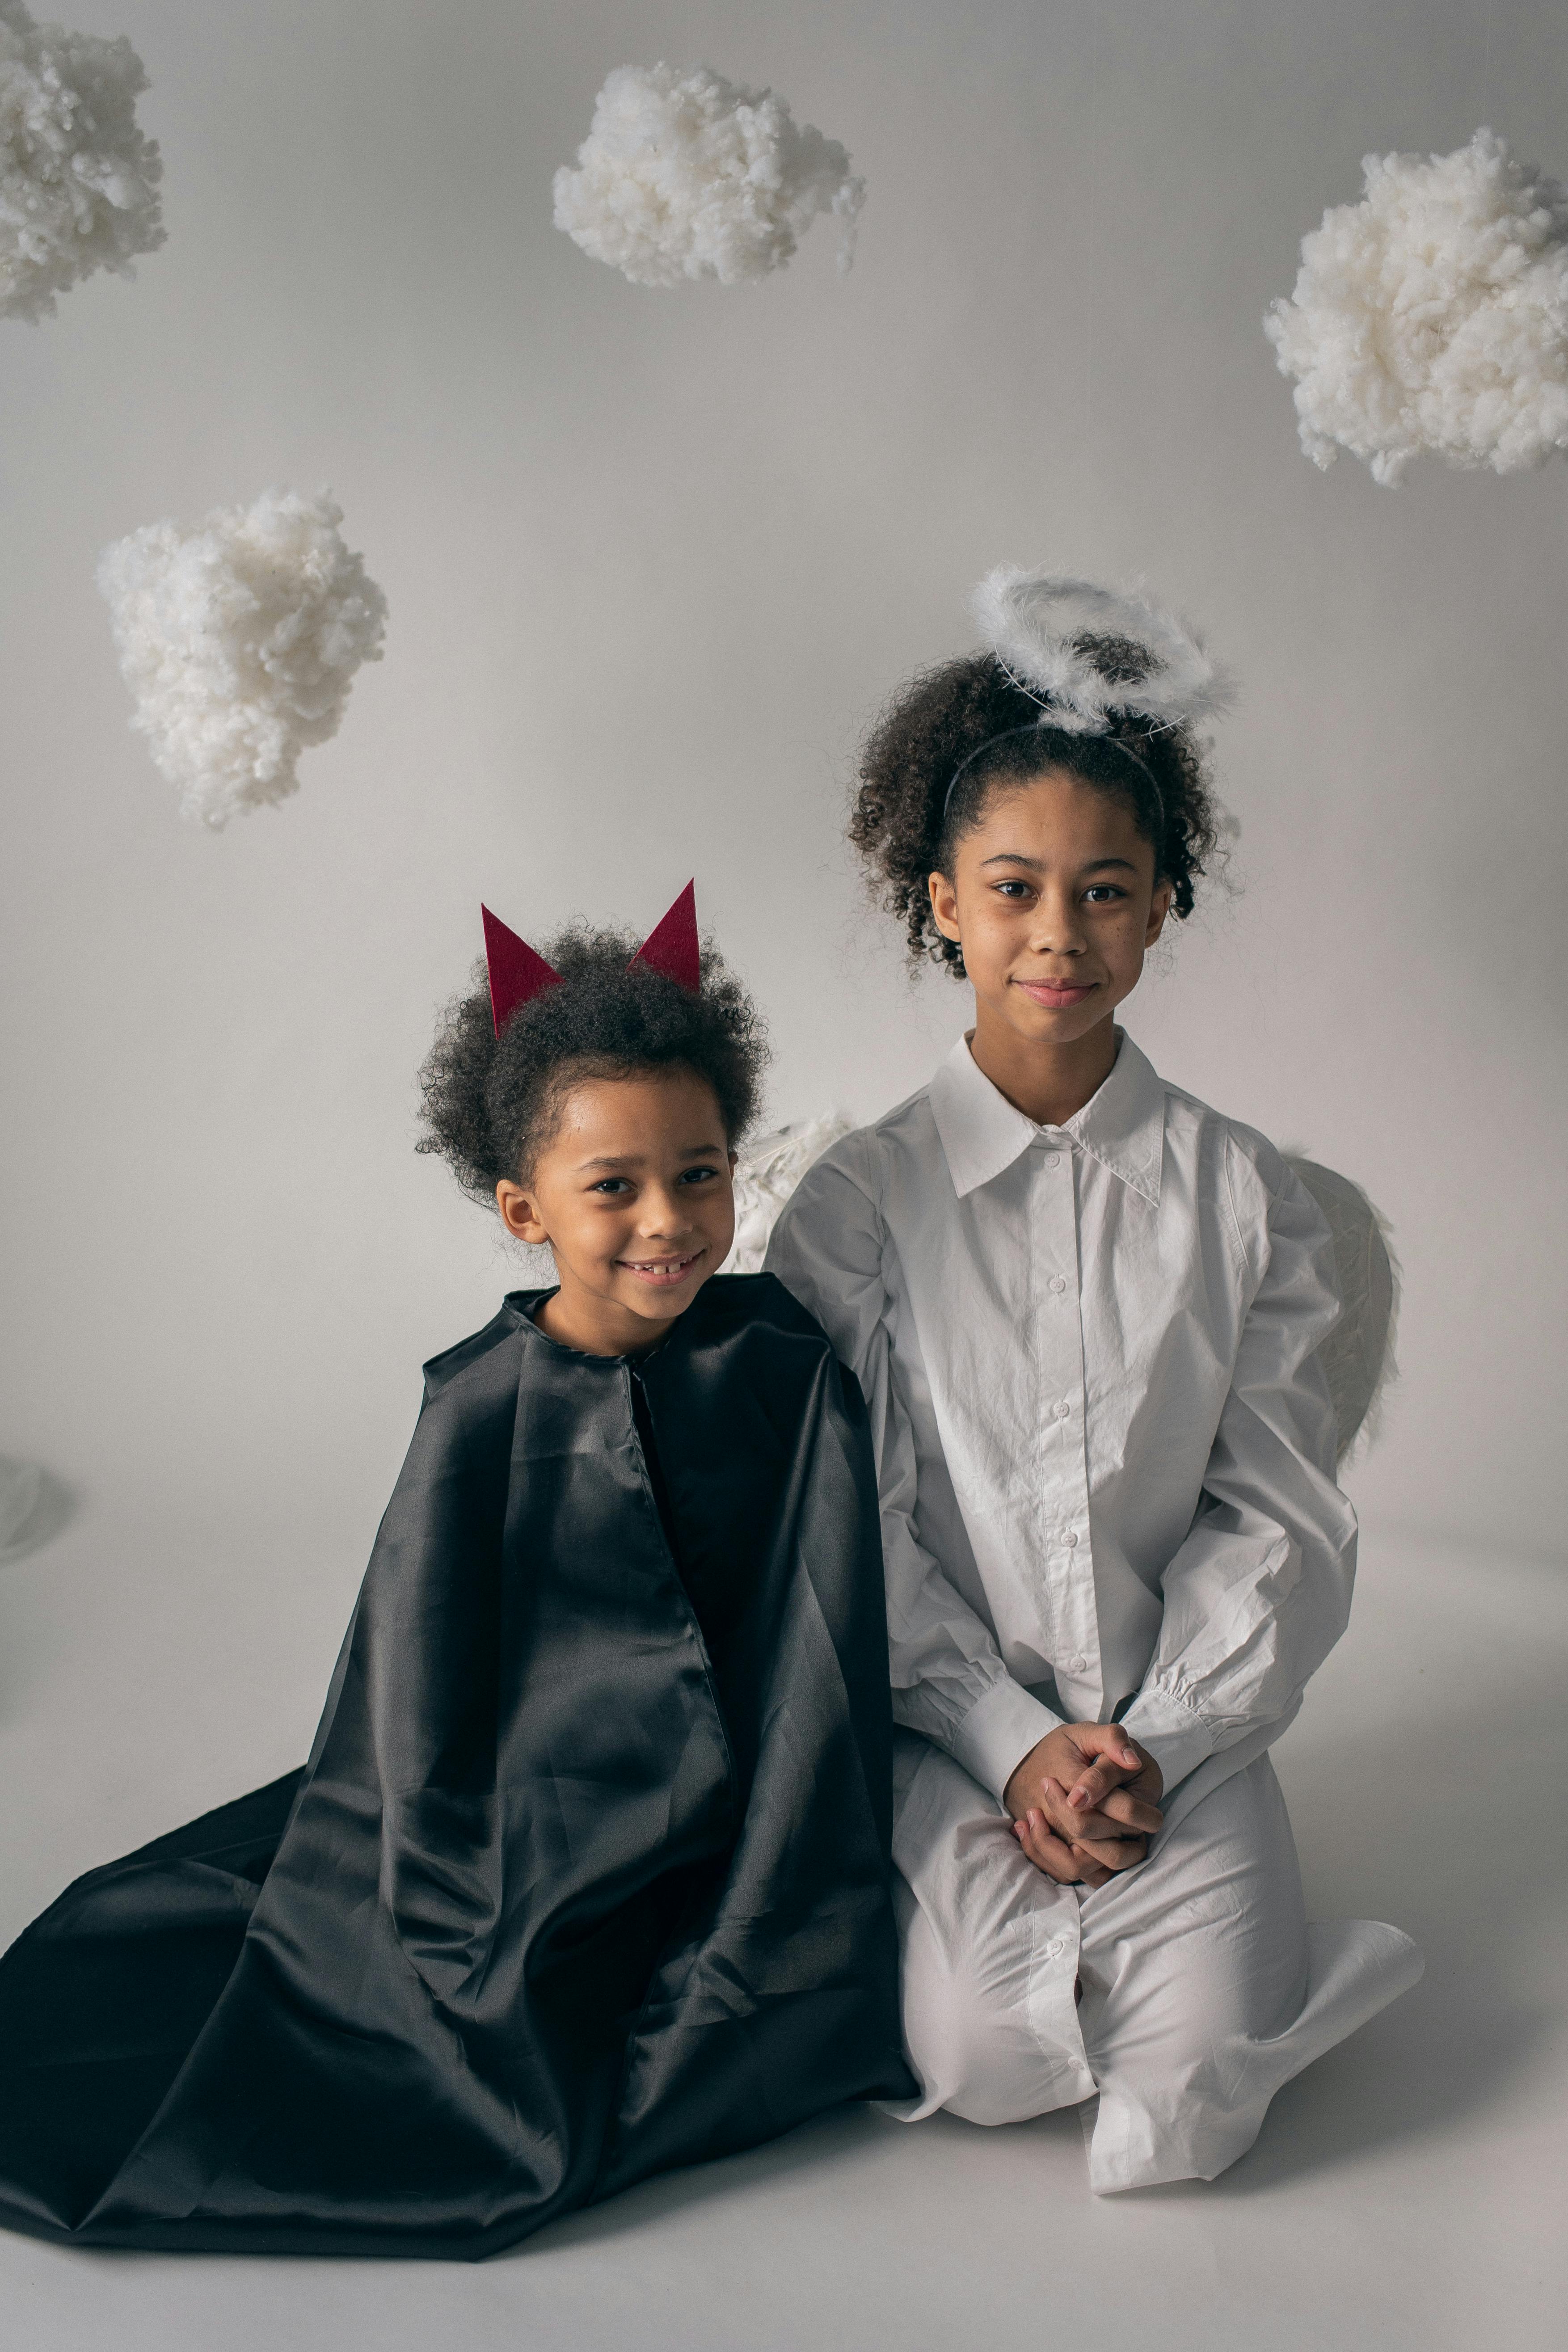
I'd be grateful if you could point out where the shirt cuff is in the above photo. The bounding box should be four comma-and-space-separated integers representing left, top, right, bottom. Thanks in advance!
951, 1677, 1065, 1805
1118, 1685, 1217, 1797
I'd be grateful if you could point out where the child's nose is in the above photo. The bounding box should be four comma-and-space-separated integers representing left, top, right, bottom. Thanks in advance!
639, 1189, 691, 1233
1031, 886, 1087, 949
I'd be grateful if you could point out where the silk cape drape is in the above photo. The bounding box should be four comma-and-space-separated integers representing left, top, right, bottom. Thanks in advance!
0, 1275, 910, 2258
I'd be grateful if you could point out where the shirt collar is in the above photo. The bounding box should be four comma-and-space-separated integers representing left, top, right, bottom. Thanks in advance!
928, 1030, 1165, 1206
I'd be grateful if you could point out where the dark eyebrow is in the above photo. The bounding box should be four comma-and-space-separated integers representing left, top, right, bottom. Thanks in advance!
575, 1142, 725, 1172
978, 853, 1140, 874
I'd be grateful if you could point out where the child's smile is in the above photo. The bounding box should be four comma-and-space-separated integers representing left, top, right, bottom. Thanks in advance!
1011, 976, 1101, 1011
495, 1068, 737, 1355
928, 767, 1172, 1127
615, 1246, 708, 1286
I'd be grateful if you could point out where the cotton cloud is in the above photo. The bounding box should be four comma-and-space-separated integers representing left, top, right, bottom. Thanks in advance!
0, 0, 163, 322
552, 62, 864, 288
1265, 129, 1568, 485
98, 488, 388, 830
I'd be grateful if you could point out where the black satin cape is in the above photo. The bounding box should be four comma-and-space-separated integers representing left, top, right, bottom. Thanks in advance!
0, 1274, 912, 2258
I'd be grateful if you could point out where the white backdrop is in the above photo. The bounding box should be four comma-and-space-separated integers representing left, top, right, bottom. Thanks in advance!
3, 0, 1565, 1754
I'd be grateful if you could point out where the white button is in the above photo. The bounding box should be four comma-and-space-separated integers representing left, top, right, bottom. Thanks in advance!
1045, 1936, 1068, 1960
1050, 1276, 1067, 1294
1041, 1151, 1060, 1166
1054, 1400, 1071, 1419
1066, 1653, 1088, 1674
1063, 1530, 1079, 1548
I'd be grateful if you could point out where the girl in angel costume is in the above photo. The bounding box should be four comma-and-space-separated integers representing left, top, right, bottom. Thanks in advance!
0, 890, 910, 2257
766, 575, 1422, 2194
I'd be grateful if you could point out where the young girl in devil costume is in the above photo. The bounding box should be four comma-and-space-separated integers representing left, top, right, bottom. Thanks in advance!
767, 573, 1423, 2194
0, 888, 910, 2259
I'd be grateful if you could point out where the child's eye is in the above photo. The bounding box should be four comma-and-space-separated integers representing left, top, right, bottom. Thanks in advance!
679, 1166, 719, 1186
1083, 885, 1127, 904
993, 880, 1033, 900
590, 1177, 632, 1195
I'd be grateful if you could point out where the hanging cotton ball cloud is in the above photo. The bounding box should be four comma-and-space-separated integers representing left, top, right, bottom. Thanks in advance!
1265, 129, 1568, 485
552, 62, 864, 287
0, 0, 164, 323
97, 487, 388, 829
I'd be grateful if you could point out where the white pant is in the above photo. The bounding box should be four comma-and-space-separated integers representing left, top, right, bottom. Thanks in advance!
882, 1731, 1423, 2193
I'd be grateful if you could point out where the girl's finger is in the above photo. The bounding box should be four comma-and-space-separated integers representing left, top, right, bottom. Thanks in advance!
1050, 1800, 1132, 1843
1020, 1809, 1066, 1869
1073, 1834, 1147, 1872
1040, 1777, 1142, 1849
1065, 1840, 1113, 1889
1066, 1760, 1125, 1812
1017, 1809, 1084, 1883
1097, 1787, 1165, 1836
1081, 1724, 1145, 1775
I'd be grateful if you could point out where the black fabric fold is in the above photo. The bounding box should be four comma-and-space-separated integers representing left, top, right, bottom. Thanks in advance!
0, 1274, 912, 2258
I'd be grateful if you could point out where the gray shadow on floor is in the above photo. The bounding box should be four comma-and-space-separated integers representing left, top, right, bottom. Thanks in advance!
0, 1468, 77, 1568
0, 1470, 81, 1720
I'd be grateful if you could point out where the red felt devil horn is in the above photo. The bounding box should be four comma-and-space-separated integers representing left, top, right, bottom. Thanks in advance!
482, 905, 563, 1037
630, 881, 700, 992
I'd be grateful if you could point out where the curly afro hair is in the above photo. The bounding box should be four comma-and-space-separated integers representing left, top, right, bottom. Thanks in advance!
417, 925, 768, 1203
850, 649, 1222, 975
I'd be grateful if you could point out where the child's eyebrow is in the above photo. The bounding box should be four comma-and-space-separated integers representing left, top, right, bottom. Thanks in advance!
575, 1142, 726, 1171
978, 852, 1140, 874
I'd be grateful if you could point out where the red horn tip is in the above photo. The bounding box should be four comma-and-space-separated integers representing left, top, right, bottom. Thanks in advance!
631, 881, 700, 993
482, 905, 564, 1037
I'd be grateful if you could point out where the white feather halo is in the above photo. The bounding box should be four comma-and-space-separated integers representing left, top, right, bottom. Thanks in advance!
970, 569, 1235, 736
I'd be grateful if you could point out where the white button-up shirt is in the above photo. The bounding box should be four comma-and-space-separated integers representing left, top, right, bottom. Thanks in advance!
765, 1032, 1356, 1803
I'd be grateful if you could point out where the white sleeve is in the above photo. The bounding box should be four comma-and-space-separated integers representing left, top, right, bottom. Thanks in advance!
1120, 1148, 1358, 1793
767, 1142, 1062, 1802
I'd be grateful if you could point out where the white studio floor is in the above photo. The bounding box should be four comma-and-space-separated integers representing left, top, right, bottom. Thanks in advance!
0, 1514, 1563, 2352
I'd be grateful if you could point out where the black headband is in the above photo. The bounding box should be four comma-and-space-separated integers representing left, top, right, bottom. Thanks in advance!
940, 721, 1166, 835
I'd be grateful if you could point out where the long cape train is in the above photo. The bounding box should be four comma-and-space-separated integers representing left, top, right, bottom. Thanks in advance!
0, 1275, 912, 2257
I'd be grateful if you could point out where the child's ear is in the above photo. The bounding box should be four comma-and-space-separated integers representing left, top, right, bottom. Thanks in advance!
1145, 879, 1174, 947
496, 1179, 549, 1248
928, 869, 961, 942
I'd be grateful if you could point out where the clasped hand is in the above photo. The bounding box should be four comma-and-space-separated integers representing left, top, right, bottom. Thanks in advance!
1002, 1724, 1164, 1888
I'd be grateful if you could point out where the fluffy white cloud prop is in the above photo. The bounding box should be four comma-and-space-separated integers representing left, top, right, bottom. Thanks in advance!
98, 488, 388, 829
1265, 128, 1568, 485
0, 0, 163, 322
552, 62, 864, 287
723, 1115, 852, 1273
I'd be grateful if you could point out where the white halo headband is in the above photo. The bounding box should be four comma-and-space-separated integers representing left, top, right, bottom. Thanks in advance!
970, 568, 1236, 737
